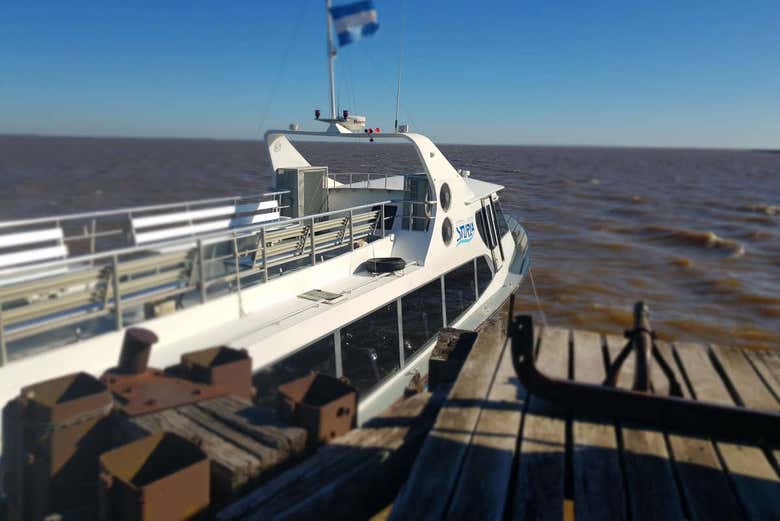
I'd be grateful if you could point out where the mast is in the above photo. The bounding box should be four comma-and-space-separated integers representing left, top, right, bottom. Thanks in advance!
325, 0, 337, 120
394, 0, 405, 132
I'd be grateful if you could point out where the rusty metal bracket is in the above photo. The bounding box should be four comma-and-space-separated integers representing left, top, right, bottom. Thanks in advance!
101, 369, 230, 416
508, 296, 780, 445
602, 302, 683, 396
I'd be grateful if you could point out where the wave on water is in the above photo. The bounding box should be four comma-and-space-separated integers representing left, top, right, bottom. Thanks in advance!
641, 225, 746, 257
740, 203, 778, 216
669, 256, 695, 269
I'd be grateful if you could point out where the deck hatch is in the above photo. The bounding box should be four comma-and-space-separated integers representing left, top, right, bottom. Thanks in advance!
298, 289, 345, 304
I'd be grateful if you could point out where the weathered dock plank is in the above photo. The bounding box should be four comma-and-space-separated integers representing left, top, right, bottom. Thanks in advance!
651, 340, 680, 396
570, 329, 627, 521
605, 335, 685, 521
710, 344, 779, 411
676, 341, 780, 519
743, 351, 780, 402
218, 390, 442, 521
510, 326, 568, 521
653, 342, 742, 521
446, 339, 527, 521
113, 396, 308, 501
124, 408, 259, 497
389, 317, 508, 520
196, 397, 307, 454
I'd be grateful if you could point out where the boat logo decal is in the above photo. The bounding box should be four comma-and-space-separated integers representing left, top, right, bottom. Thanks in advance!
455, 220, 475, 246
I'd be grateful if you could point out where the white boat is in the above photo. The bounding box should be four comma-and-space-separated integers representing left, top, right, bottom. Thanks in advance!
0, 4, 530, 441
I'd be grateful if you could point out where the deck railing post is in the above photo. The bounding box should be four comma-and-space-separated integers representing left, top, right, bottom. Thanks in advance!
440, 275, 447, 326
197, 239, 207, 303
349, 209, 354, 250
112, 254, 123, 330
0, 310, 7, 367
310, 217, 316, 266
261, 227, 268, 283
397, 297, 405, 368
334, 330, 343, 378
232, 235, 246, 316
473, 258, 479, 299
381, 204, 386, 237
90, 218, 97, 255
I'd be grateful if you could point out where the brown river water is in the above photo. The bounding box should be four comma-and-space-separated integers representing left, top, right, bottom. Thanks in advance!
1, 135, 778, 350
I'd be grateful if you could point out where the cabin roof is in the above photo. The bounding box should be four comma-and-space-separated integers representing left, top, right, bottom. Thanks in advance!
463, 177, 505, 204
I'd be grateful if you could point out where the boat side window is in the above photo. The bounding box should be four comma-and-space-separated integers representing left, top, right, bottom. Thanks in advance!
493, 199, 510, 238
253, 334, 337, 406
402, 278, 444, 360
341, 301, 400, 393
476, 256, 493, 296
475, 208, 495, 249
444, 260, 477, 325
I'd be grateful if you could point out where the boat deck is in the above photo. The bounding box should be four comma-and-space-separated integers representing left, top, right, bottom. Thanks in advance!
162, 261, 422, 365
220, 314, 780, 520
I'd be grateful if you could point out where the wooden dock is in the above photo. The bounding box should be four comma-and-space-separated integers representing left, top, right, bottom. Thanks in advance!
219, 314, 780, 520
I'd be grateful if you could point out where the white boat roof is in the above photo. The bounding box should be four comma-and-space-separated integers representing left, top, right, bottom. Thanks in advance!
463, 177, 505, 204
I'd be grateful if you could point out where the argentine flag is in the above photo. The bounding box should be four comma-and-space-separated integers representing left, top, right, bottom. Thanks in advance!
330, 1, 379, 47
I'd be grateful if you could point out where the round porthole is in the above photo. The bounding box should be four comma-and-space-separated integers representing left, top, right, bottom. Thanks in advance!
442, 217, 453, 246
439, 183, 452, 212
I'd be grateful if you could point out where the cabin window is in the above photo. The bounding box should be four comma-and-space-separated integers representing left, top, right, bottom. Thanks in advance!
341, 301, 401, 393
439, 183, 452, 212
402, 278, 444, 360
253, 334, 337, 405
442, 217, 453, 246
444, 260, 477, 325
493, 200, 510, 238
476, 256, 493, 296
475, 207, 495, 249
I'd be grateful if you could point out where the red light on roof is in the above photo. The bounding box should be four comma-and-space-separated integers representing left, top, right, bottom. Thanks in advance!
375, 128, 380, 133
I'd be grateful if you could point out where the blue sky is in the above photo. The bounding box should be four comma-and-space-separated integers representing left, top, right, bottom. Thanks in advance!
1, 1, 778, 147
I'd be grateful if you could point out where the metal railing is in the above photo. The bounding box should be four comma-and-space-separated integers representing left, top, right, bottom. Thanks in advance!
325, 172, 404, 190
401, 200, 438, 231
0, 191, 289, 257
0, 200, 395, 367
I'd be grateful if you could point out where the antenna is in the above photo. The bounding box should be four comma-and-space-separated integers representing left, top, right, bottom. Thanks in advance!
325, 0, 337, 120
394, 0, 405, 133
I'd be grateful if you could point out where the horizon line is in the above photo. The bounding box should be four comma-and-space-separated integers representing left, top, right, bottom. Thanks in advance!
0, 132, 775, 153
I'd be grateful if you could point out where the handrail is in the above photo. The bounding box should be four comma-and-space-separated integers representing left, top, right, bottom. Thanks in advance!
0, 197, 435, 365
0, 190, 290, 229
0, 200, 393, 278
